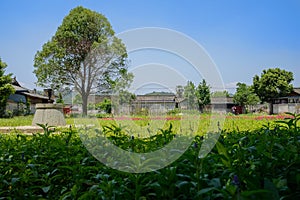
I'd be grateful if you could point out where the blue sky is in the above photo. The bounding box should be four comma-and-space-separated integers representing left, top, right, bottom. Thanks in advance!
0, 0, 299, 94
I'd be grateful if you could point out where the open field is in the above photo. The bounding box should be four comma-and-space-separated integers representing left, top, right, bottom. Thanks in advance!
0, 113, 299, 199
0, 113, 295, 134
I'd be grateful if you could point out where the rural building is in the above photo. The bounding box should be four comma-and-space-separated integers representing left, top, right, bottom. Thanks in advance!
209, 97, 238, 113
87, 94, 111, 104
272, 88, 300, 114
6, 78, 53, 114
131, 94, 180, 114
87, 92, 239, 114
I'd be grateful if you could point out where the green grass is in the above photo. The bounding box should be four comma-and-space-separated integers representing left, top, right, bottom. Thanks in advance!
0, 113, 294, 133
0, 116, 78, 127
0, 115, 34, 126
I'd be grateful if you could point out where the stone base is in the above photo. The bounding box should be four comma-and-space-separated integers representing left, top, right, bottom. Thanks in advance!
32, 103, 66, 126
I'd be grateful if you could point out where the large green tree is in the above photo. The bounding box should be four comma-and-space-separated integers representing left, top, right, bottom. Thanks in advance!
0, 58, 15, 117
195, 79, 211, 112
184, 81, 196, 110
253, 68, 294, 114
34, 6, 130, 115
233, 82, 260, 113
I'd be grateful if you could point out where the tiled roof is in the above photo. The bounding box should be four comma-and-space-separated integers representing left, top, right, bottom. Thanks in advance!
22, 92, 49, 100
11, 78, 50, 101
12, 85, 29, 93
211, 97, 234, 104
133, 95, 234, 104
135, 95, 176, 103
293, 88, 300, 95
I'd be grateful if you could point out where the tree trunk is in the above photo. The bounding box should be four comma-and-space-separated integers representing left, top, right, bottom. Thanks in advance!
269, 102, 274, 115
82, 94, 88, 116
198, 102, 203, 113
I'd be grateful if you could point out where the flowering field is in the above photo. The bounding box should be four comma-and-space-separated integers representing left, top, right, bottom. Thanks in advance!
0, 113, 299, 199
93, 113, 296, 136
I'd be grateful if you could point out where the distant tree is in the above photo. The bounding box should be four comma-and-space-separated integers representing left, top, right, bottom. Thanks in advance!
58, 87, 73, 105
253, 68, 294, 114
118, 90, 136, 105
233, 82, 260, 113
112, 71, 135, 105
33, 6, 131, 116
96, 98, 112, 114
56, 92, 64, 104
0, 58, 15, 117
176, 85, 184, 98
184, 81, 196, 110
73, 93, 83, 105
211, 90, 230, 98
195, 79, 211, 112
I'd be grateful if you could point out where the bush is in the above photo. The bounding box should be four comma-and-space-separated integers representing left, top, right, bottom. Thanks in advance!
2, 110, 13, 118
96, 98, 112, 114
68, 113, 78, 118
95, 113, 111, 118
87, 103, 95, 110
167, 108, 181, 115
12, 102, 30, 116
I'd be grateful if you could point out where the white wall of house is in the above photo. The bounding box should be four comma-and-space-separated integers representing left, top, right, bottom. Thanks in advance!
273, 103, 300, 114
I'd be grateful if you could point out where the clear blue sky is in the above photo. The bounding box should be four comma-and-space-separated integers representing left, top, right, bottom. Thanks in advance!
0, 0, 299, 93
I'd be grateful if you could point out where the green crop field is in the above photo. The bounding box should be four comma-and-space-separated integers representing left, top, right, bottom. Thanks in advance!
0, 113, 299, 199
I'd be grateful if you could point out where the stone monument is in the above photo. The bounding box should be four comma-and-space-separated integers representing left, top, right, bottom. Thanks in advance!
32, 89, 66, 126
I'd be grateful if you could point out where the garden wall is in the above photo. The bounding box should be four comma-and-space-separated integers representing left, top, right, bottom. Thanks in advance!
273, 103, 300, 114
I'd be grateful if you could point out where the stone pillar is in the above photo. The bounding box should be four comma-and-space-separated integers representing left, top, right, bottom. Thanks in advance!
32, 103, 66, 126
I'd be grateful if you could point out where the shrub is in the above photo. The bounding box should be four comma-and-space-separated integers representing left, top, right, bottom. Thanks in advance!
96, 98, 112, 114
167, 108, 181, 115
12, 102, 30, 116
95, 113, 111, 118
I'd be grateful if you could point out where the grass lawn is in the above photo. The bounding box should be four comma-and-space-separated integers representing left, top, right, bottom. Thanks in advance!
0, 115, 34, 126
0, 115, 76, 127
0, 113, 294, 131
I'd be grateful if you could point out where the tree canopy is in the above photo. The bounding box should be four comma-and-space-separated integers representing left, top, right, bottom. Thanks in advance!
34, 6, 131, 115
183, 80, 211, 112
176, 85, 184, 98
253, 68, 294, 102
211, 90, 230, 98
253, 68, 294, 114
195, 79, 211, 112
184, 81, 196, 110
233, 82, 260, 112
0, 58, 15, 117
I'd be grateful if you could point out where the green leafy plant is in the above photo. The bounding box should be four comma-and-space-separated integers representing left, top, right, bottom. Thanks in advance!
275, 112, 300, 132
0, 114, 299, 199
36, 123, 56, 137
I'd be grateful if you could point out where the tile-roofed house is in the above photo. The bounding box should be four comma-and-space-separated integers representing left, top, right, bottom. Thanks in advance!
272, 88, 300, 114
210, 97, 236, 113
132, 93, 178, 114
131, 94, 237, 114
6, 77, 53, 114
87, 91, 240, 114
